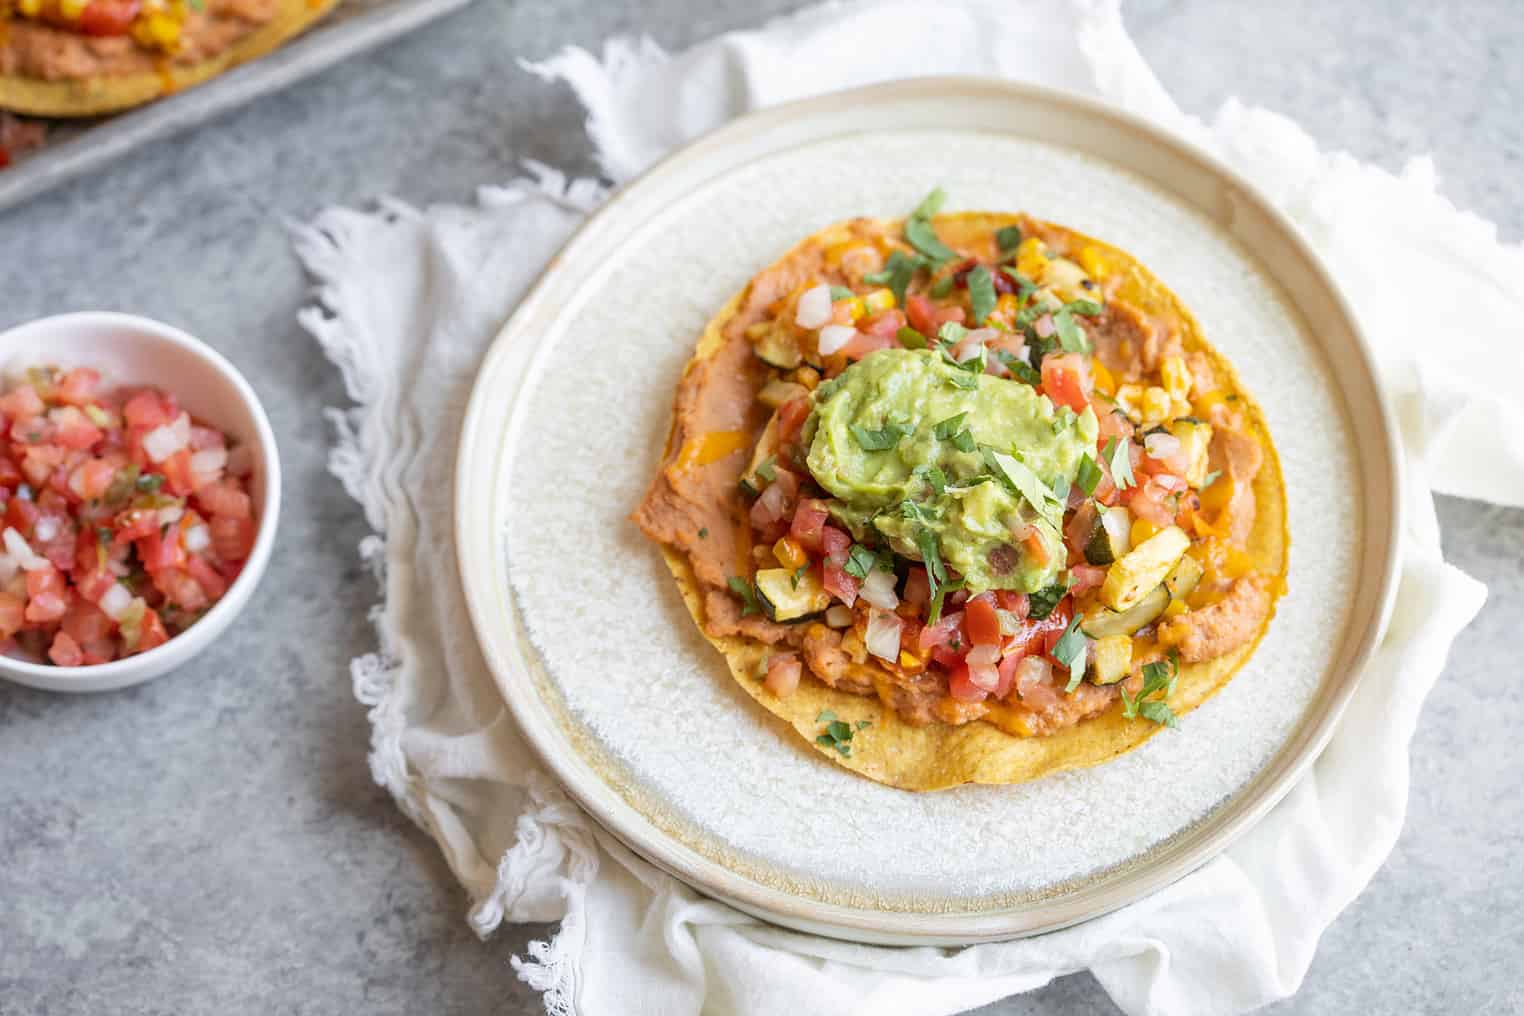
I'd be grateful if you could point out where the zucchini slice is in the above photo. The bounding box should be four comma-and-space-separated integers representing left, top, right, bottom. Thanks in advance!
1163, 553, 1204, 602
1081, 583, 1169, 640
1099, 525, 1190, 612
755, 567, 831, 622
1083, 505, 1131, 566
1089, 634, 1134, 685
754, 326, 803, 370
758, 378, 808, 410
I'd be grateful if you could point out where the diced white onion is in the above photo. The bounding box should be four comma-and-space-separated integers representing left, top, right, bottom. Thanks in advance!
190, 447, 227, 476
965, 644, 1001, 667
997, 609, 1023, 637
858, 568, 899, 610
0, 553, 17, 585
33, 516, 58, 543
1016, 655, 1053, 688
817, 325, 856, 356
225, 443, 254, 478
143, 412, 191, 464
157, 505, 184, 527
1144, 432, 1181, 459
794, 284, 834, 329
825, 605, 853, 628
1034, 314, 1056, 338
864, 608, 902, 662
968, 662, 1001, 692
3, 527, 48, 571
184, 524, 211, 554
99, 583, 133, 621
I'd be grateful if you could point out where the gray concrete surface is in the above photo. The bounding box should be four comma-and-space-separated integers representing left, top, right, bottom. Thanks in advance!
1, 1, 1519, 1013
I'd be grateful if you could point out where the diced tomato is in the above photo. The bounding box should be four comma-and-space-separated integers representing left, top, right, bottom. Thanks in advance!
0, 457, 21, 487
67, 459, 117, 501
860, 309, 907, 339
61, 602, 113, 645
946, 663, 988, 703
159, 449, 195, 497
154, 568, 208, 611
996, 590, 1029, 617
0, 592, 24, 639
820, 525, 850, 563
6, 496, 39, 537
905, 294, 966, 337
764, 652, 801, 697
209, 515, 255, 562
48, 632, 84, 667
72, 0, 141, 35
113, 508, 158, 544
995, 651, 1024, 700
1124, 475, 1179, 527
24, 566, 69, 623
49, 407, 103, 450
838, 329, 896, 361
123, 390, 175, 429
186, 555, 228, 600
788, 499, 829, 554
0, 385, 45, 421
1014, 598, 1073, 656
1069, 564, 1107, 596
1095, 406, 1134, 446
821, 558, 859, 606
74, 568, 115, 604
135, 609, 169, 654
137, 528, 188, 574
1040, 353, 1092, 413
55, 368, 101, 406
902, 567, 930, 608
777, 396, 811, 444
917, 609, 966, 656
1065, 500, 1098, 560
964, 594, 1002, 646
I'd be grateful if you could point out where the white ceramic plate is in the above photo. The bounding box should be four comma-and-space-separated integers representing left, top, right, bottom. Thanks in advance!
454, 79, 1400, 944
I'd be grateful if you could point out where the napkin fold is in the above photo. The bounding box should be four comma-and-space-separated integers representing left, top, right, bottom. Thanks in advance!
293, 1, 1509, 1012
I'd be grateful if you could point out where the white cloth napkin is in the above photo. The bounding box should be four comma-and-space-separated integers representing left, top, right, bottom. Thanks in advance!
291, 1, 1510, 1012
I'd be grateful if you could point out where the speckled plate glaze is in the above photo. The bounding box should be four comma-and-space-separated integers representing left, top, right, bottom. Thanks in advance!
454, 79, 1401, 945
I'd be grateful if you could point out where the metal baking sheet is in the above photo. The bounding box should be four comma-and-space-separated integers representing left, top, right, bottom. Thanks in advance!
0, 0, 475, 211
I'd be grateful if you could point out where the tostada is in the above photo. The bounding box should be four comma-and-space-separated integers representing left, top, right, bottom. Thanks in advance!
635, 189, 1286, 791
0, 0, 336, 116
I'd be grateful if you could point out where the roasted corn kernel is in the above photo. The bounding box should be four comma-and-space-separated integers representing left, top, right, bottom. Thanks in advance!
1160, 356, 1193, 400
863, 287, 896, 313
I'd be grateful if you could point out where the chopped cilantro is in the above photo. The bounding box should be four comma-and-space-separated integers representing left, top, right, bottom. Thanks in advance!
995, 225, 1023, 253
698, 527, 709, 539
896, 326, 928, 350
898, 499, 939, 522
1103, 436, 1136, 490
829, 286, 855, 301
1122, 652, 1180, 727
1053, 307, 1091, 354
1201, 469, 1223, 489
982, 448, 1061, 526
914, 526, 953, 623
929, 275, 956, 299
850, 421, 910, 451
855, 719, 872, 730
950, 429, 976, 453
1028, 581, 1068, 620
755, 457, 777, 482
1065, 298, 1105, 317
791, 563, 809, 589
945, 370, 978, 391
863, 250, 923, 307
937, 321, 968, 347
913, 464, 948, 496
967, 265, 997, 324
905, 187, 957, 264
844, 543, 881, 580
727, 576, 760, 616
815, 710, 862, 756
995, 350, 1041, 386
1051, 614, 1090, 692
1076, 454, 1103, 496
135, 474, 164, 493
932, 413, 969, 440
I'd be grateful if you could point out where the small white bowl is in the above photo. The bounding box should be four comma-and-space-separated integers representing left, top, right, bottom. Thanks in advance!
0, 312, 281, 693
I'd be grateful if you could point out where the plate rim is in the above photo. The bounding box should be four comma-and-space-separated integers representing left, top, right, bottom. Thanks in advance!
453, 75, 1404, 944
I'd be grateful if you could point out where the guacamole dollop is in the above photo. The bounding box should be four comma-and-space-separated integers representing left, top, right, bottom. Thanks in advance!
805, 348, 1099, 592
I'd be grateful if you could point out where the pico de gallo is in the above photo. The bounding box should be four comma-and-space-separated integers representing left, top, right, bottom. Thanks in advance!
697, 190, 1277, 738
1, 0, 197, 53
0, 366, 257, 666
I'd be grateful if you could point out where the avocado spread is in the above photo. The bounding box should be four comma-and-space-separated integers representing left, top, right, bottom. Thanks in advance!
805, 348, 1099, 592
